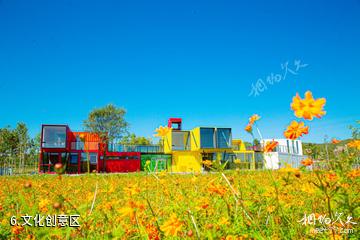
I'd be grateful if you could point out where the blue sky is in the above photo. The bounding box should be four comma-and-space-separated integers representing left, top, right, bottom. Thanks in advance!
0, 0, 359, 143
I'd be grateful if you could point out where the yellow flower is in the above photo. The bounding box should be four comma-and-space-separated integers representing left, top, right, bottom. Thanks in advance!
38, 199, 50, 213
157, 170, 167, 177
123, 184, 140, 196
303, 186, 316, 194
291, 91, 326, 120
219, 217, 230, 225
283, 121, 309, 140
1, 218, 7, 226
347, 140, 360, 150
279, 164, 298, 173
196, 197, 210, 210
347, 169, 360, 179
234, 159, 241, 164
266, 205, 276, 213
262, 190, 274, 198
202, 160, 213, 167
118, 207, 135, 219
154, 126, 171, 137
160, 214, 183, 237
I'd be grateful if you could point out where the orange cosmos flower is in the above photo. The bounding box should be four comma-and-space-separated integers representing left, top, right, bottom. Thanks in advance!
347, 140, 360, 150
347, 169, 360, 179
160, 214, 183, 237
263, 141, 279, 153
326, 172, 338, 182
283, 121, 309, 140
153, 126, 171, 137
11, 225, 24, 235
245, 124, 252, 133
301, 158, 314, 166
291, 91, 326, 120
331, 138, 341, 144
208, 182, 227, 196
249, 114, 261, 125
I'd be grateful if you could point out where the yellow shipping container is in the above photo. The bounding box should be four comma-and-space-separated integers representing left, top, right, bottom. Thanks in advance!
171, 151, 202, 173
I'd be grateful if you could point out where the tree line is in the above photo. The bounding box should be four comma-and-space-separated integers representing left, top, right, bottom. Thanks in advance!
0, 123, 40, 174
0, 104, 153, 174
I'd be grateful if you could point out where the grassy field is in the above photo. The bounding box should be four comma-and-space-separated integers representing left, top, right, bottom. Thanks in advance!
0, 166, 359, 239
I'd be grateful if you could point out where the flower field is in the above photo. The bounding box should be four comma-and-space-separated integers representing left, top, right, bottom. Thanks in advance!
1, 90, 359, 239
0, 164, 359, 239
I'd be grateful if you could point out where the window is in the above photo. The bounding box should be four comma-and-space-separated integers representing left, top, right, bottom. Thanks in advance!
172, 131, 190, 150
42, 126, 67, 148
200, 128, 215, 149
49, 153, 60, 165
89, 153, 97, 164
286, 140, 290, 154
71, 141, 84, 150
292, 141, 296, 154
70, 153, 78, 164
81, 153, 88, 162
81, 153, 97, 164
41, 153, 49, 164
216, 128, 232, 148
202, 153, 215, 161
295, 141, 299, 154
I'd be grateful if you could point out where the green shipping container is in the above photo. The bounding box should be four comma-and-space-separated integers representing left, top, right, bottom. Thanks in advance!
140, 154, 172, 171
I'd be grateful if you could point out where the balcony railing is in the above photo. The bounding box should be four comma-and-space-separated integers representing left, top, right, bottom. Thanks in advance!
108, 144, 163, 153
71, 142, 99, 151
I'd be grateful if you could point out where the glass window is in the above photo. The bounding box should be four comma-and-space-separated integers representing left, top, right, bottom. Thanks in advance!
61, 153, 67, 163
286, 140, 290, 154
49, 153, 60, 165
70, 153, 78, 164
295, 141, 299, 154
89, 153, 97, 164
172, 131, 190, 150
216, 128, 231, 148
40, 164, 49, 173
81, 153, 88, 162
42, 153, 49, 164
71, 141, 84, 150
200, 128, 215, 149
42, 126, 67, 148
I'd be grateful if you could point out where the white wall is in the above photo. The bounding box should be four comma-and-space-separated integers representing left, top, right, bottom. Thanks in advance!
261, 139, 303, 155
263, 152, 280, 169
263, 152, 308, 169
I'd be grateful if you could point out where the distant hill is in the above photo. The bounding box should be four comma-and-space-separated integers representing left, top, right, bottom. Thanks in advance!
302, 139, 354, 159
303, 139, 352, 147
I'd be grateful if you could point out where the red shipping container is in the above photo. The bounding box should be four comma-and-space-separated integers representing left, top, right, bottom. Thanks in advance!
104, 152, 141, 173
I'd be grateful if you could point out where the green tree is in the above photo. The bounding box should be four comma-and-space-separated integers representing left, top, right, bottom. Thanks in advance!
83, 104, 129, 172
0, 127, 18, 174
14, 123, 30, 173
0, 123, 35, 174
349, 120, 360, 139
120, 133, 152, 145
29, 133, 41, 173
